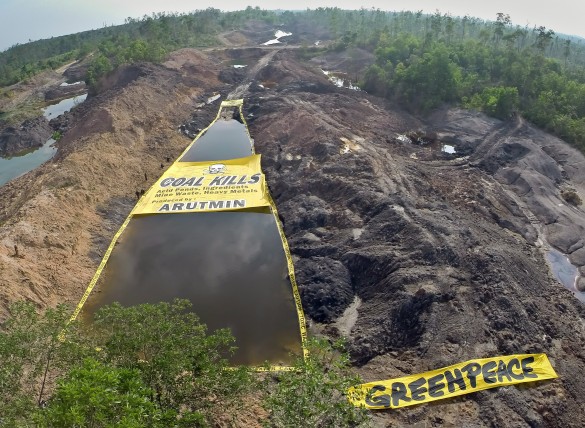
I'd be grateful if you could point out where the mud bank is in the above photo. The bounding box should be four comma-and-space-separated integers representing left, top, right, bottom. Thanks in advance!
0, 116, 52, 158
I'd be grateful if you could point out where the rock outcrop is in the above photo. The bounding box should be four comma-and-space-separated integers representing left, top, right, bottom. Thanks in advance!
1, 45, 585, 427
0, 116, 52, 157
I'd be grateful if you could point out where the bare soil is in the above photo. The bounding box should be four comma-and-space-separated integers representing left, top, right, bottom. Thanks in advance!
1, 39, 585, 427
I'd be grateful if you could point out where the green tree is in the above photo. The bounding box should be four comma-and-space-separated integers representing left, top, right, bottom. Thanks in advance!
85, 300, 253, 424
263, 338, 370, 428
393, 44, 462, 111
468, 86, 519, 119
493, 13, 511, 47
0, 300, 254, 425
0, 302, 87, 426
362, 64, 389, 95
534, 26, 555, 53
36, 358, 169, 427
86, 54, 113, 86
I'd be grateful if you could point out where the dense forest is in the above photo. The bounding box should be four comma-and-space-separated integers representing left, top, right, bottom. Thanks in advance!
2, 7, 585, 151
356, 11, 585, 152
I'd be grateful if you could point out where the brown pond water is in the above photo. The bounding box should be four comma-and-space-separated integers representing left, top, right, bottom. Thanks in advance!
83, 115, 302, 366
180, 119, 253, 162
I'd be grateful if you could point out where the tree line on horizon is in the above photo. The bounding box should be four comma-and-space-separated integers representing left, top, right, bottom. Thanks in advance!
355, 11, 585, 152
2, 7, 585, 151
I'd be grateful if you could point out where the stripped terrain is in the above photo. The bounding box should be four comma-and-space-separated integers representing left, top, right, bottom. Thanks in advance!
1, 25, 585, 427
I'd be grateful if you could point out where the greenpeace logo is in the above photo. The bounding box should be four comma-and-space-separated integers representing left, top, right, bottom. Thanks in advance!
349, 354, 557, 410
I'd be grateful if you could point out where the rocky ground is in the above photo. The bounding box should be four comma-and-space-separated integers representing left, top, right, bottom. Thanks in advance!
0, 116, 52, 157
0, 60, 88, 157
1, 27, 585, 427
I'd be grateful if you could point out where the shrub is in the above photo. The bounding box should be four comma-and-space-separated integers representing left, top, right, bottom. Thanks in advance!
0, 300, 254, 426
0, 302, 86, 426
561, 190, 583, 206
262, 338, 370, 428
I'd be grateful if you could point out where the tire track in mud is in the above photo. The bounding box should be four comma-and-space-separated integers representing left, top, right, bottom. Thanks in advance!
469, 115, 525, 165
227, 49, 281, 100
472, 116, 548, 247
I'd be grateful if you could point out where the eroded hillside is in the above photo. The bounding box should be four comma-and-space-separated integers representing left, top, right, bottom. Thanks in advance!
1, 38, 585, 427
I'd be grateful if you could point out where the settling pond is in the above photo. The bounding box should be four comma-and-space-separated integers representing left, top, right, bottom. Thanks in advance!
83, 115, 303, 366
43, 93, 87, 119
0, 93, 87, 187
0, 138, 56, 187
546, 248, 584, 302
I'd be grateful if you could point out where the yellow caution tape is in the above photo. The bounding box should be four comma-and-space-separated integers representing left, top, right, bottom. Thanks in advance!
67, 210, 134, 325
69, 99, 309, 369
175, 99, 253, 162
221, 99, 244, 107
348, 354, 558, 409
133, 155, 269, 215
265, 184, 309, 361
70, 99, 246, 324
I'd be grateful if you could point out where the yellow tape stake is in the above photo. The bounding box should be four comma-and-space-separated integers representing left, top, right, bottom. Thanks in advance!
348, 354, 558, 409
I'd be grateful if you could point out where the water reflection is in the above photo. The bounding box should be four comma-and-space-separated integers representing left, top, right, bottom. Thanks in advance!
321, 70, 360, 91
180, 119, 252, 162
546, 248, 584, 302
84, 211, 301, 365
84, 112, 302, 365
43, 93, 87, 118
0, 138, 56, 187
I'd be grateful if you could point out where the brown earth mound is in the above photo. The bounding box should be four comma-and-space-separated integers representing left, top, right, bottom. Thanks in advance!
0, 116, 52, 157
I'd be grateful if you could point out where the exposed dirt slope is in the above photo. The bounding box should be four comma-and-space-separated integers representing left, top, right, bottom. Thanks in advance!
1, 45, 585, 427
243, 50, 585, 427
0, 49, 225, 309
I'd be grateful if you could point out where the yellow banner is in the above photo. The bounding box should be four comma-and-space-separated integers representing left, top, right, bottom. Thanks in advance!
348, 354, 557, 409
134, 155, 269, 214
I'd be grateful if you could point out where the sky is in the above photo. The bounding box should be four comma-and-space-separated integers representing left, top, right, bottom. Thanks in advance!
1, 0, 585, 51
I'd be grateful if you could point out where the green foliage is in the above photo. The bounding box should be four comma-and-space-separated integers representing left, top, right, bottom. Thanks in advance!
362, 63, 389, 95
4, 7, 585, 155
0, 7, 243, 88
263, 338, 370, 428
35, 358, 167, 427
86, 54, 113, 86
0, 300, 373, 426
86, 300, 252, 422
467, 86, 519, 119
0, 50, 76, 87
0, 302, 87, 426
0, 300, 253, 426
392, 44, 462, 111
51, 130, 62, 141
359, 15, 585, 152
